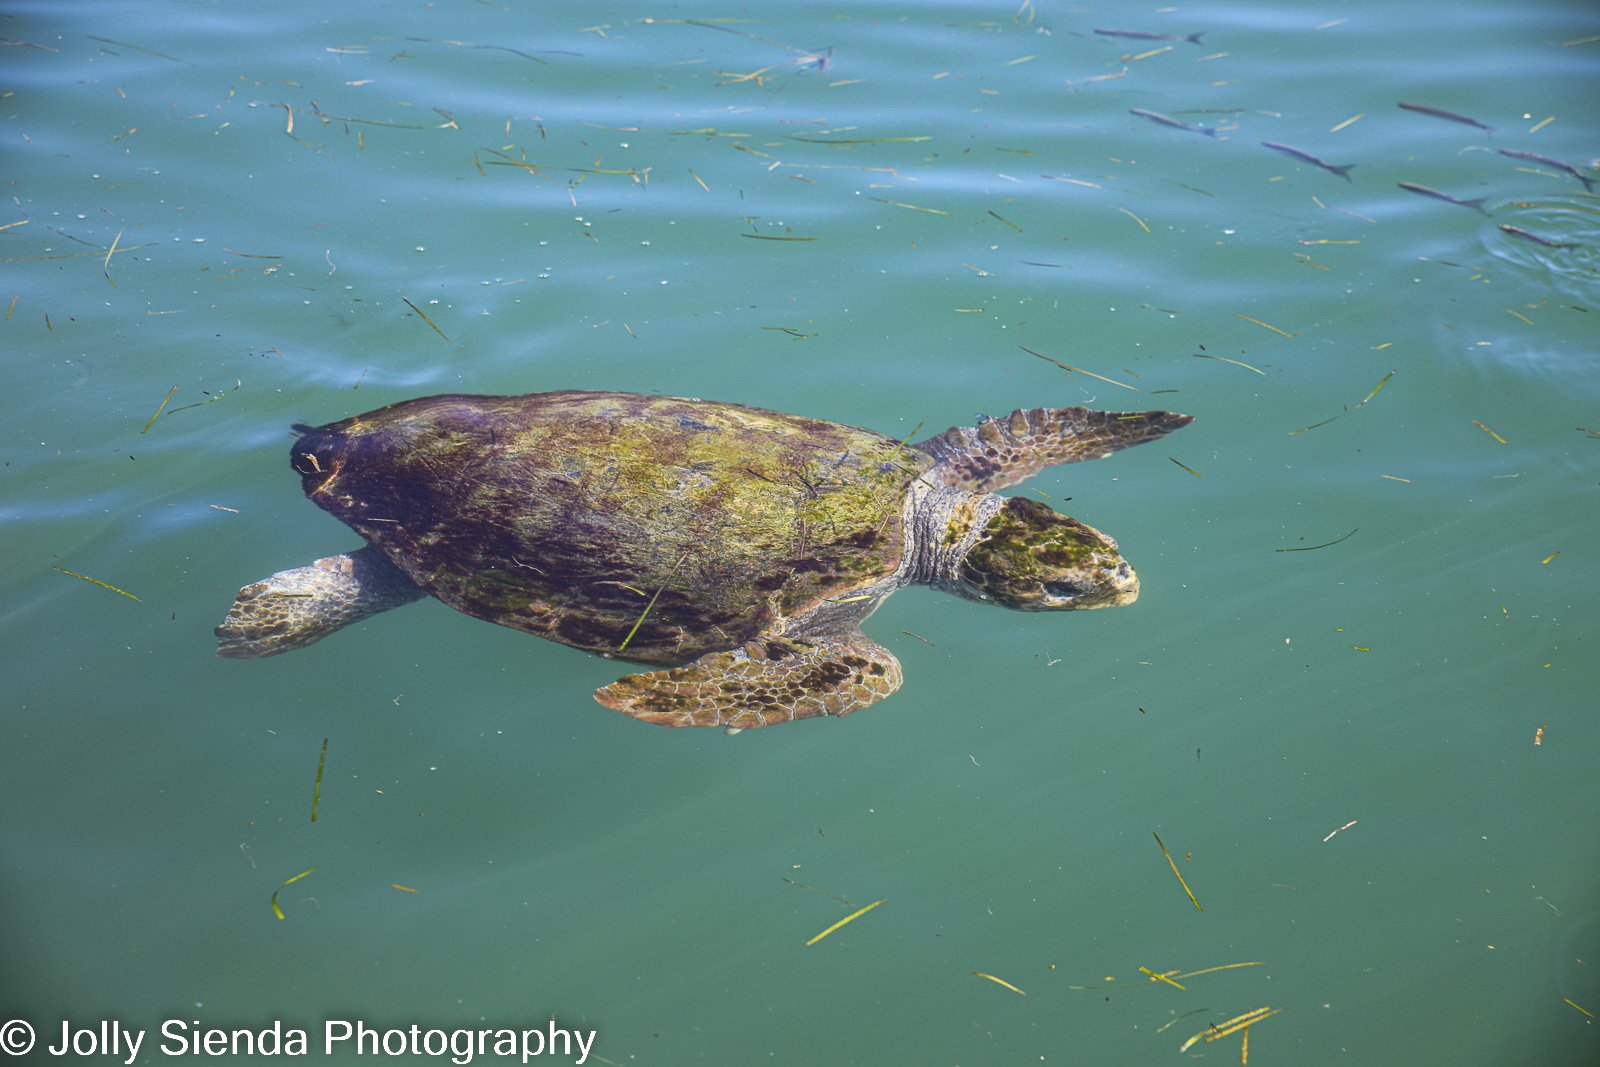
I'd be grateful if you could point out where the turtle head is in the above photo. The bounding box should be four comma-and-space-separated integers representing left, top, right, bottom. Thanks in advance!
289, 413, 420, 512
953, 497, 1139, 611
290, 422, 346, 491
289, 400, 450, 499
288, 396, 499, 530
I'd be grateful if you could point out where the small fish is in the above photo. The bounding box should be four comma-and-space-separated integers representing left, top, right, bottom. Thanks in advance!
1396, 181, 1491, 215
1128, 108, 1218, 138
1095, 28, 1206, 45
1260, 140, 1354, 181
1498, 224, 1576, 250
1397, 101, 1495, 133
1497, 148, 1596, 192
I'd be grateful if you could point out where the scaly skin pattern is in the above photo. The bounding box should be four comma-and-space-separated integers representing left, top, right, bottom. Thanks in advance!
956, 497, 1138, 610
289, 392, 933, 666
915, 407, 1195, 492
215, 546, 426, 658
593, 633, 902, 729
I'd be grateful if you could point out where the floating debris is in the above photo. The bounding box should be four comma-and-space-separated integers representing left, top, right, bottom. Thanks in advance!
792, 135, 931, 145
1070, 960, 1265, 991
1234, 312, 1296, 338
270, 867, 318, 920
1140, 965, 1186, 990
1289, 371, 1393, 434
1276, 527, 1358, 553
642, 15, 831, 69
401, 297, 452, 343
1067, 67, 1129, 88
973, 971, 1028, 996
53, 566, 142, 601
404, 36, 581, 64
1153, 831, 1202, 912
866, 196, 949, 215
1179, 1007, 1283, 1053
1194, 352, 1266, 375
310, 737, 328, 823
716, 66, 779, 88
1473, 419, 1508, 444
102, 228, 124, 287
617, 553, 689, 654
1041, 174, 1103, 189
87, 34, 195, 66
1156, 1009, 1212, 1034
1322, 819, 1358, 842
805, 898, 884, 946
1118, 206, 1152, 233
783, 878, 855, 907
141, 385, 178, 433
167, 380, 242, 414
1174, 961, 1267, 980
1021, 346, 1140, 390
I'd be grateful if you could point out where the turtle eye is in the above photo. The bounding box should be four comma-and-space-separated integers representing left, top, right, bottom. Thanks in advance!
292, 450, 325, 476
290, 427, 342, 479
1043, 580, 1088, 600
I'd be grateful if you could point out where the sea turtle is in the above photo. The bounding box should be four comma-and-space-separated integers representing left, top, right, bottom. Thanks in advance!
217, 391, 1191, 730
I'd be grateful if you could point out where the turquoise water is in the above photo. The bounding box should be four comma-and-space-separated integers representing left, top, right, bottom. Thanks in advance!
3, 1, 1598, 1065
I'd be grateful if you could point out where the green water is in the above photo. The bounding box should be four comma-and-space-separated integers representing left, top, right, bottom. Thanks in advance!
3, 1, 1597, 1064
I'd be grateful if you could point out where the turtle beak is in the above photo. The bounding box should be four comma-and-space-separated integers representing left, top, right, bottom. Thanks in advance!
1041, 560, 1139, 609
1104, 561, 1140, 606
290, 425, 345, 494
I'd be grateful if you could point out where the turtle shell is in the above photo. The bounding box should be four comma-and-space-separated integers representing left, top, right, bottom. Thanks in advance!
290, 392, 931, 664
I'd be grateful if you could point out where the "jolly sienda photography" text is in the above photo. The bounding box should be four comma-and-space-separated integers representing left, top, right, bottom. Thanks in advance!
15, 1018, 596, 1064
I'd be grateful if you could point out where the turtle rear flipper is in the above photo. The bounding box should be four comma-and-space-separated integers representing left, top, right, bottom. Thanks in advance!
916, 407, 1193, 492
594, 633, 902, 730
216, 546, 426, 658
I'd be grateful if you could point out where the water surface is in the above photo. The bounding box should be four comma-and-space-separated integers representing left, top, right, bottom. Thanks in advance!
3, 1, 1598, 1064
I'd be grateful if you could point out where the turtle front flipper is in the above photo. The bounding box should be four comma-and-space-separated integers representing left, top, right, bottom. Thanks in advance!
594, 633, 902, 730
915, 407, 1193, 492
215, 545, 427, 658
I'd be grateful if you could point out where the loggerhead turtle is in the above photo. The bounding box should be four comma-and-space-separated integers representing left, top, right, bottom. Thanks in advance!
217, 391, 1191, 730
